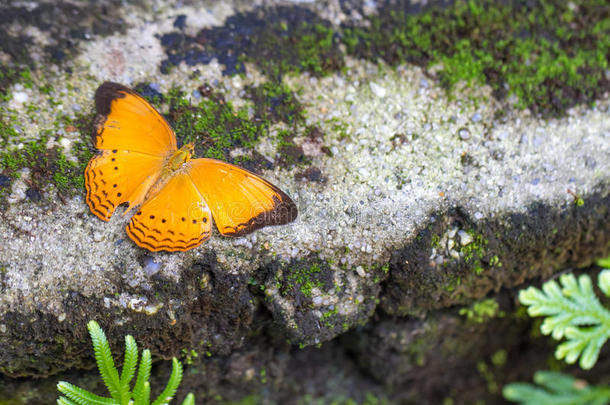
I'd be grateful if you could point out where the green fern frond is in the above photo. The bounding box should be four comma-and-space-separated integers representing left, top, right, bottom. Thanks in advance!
59, 321, 194, 405
134, 382, 151, 405
133, 349, 152, 402
518, 270, 610, 369
88, 320, 122, 401
119, 335, 138, 401
181, 394, 195, 405
503, 370, 610, 405
57, 397, 80, 405
151, 358, 183, 405
57, 382, 118, 405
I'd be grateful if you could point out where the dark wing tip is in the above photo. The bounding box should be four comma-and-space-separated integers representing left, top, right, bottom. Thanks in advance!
225, 191, 298, 237
273, 190, 298, 224
94, 82, 132, 115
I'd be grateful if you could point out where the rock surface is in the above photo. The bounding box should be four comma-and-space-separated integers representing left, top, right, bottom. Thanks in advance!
0, 1, 609, 404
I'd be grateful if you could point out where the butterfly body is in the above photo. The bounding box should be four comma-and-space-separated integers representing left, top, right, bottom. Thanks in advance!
85, 82, 297, 252
141, 143, 194, 204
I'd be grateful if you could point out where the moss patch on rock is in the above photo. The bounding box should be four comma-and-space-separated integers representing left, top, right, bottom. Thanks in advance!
0, 1, 128, 93
160, 6, 343, 80
0, 113, 94, 205
342, 0, 609, 115
157, 81, 316, 173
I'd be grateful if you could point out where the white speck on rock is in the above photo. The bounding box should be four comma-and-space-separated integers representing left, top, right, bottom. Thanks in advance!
459, 128, 471, 140
458, 230, 474, 246
369, 82, 386, 98
144, 302, 164, 315
449, 250, 460, 260
13, 92, 28, 104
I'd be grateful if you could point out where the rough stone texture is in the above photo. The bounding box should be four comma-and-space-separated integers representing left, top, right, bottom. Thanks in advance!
0, 0, 609, 404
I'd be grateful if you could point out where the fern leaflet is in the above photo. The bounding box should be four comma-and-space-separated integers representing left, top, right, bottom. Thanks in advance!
518, 270, 610, 369
504, 370, 610, 405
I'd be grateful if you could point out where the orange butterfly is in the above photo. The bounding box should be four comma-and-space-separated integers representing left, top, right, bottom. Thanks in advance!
85, 82, 297, 252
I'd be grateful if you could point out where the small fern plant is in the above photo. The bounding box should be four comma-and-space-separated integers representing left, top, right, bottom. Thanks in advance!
503, 370, 610, 405
517, 269, 610, 370
57, 320, 195, 405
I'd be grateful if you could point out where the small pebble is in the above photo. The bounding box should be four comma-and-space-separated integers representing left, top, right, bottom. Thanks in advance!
143, 256, 161, 276
458, 230, 473, 246
458, 128, 471, 140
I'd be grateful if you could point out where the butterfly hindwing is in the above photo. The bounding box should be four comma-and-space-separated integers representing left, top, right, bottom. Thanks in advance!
125, 171, 212, 252
187, 158, 297, 236
94, 82, 177, 156
85, 150, 165, 221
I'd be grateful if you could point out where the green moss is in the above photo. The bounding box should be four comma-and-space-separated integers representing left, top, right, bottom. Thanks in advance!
180, 348, 199, 365
0, 115, 18, 147
459, 298, 504, 323
325, 117, 349, 141
443, 274, 462, 293
430, 234, 441, 248
282, 263, 324, 298
460, 230, 489, 275
223, 395, 262, 405
477, 359, 499, 394
0, 112, 95, 204
342, 0, 610, 115
247, 81, 305, 126
164, 83, 313, 170
491, 349, 507, 367
166, 87, 262, 162
321, 307, 338, 327
236, 11, 343, 81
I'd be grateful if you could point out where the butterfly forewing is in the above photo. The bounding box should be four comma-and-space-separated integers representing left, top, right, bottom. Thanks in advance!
85, 150, 165, 221
94, 82, 177, 156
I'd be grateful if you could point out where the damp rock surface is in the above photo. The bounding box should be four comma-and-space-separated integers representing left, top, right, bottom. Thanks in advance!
0, 1, 609, 404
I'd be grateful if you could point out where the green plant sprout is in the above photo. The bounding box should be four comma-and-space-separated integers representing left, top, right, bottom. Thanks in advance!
503, 370, 610, 405
518, 269, 610, 370
596, 254, 610, 269
57, 320, 194, 405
